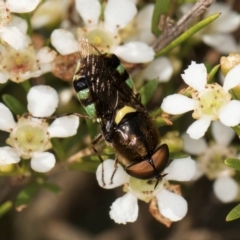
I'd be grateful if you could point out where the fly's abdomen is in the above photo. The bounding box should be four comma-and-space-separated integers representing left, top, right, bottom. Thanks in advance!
73, 62, 96, 118
104, 53, 135, 91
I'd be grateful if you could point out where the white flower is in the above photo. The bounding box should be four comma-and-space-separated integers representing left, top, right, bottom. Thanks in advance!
180, 2, 240, 54
120, 4, 156, 45
110, 192, 138, 224
96, 157, 196, 224
0, 45, 56, 83
51, 0, 154, 63
183, 121, 238, 203
0, 0, 40, 51
31, 0, 71, 29
161, 62, 240, 139
5, 0, 40, 13
132, 4, 155, 44
141, 57, 173, 82
213, 176, 239, 203
202, 2, 240, 54
0, 85, 79, 172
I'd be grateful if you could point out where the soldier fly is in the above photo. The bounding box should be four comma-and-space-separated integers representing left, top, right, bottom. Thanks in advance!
73, 39, 169, 185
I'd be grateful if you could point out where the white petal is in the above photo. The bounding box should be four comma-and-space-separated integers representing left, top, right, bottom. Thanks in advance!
59, 88, 73, 105
223, 63, 240, 92
211, 121, 235, 146
96, 159, 129, 189
48, 115, 79, 138
208, 3, 240, 33
219, 100, 240, 127
181, 61, 207, 91
109, 192, 138, 224
104, 0, 137, 33
213, 176, 238, 203
157, 189, 187, 221
7, 16, 28, 33
192, 161, 204, 181
134, 30, 155, 45
75, 0, 100, 28
219, 11, 240, 33
31, 0, 70, 29
31, 152, 56, 172
182, 133, 207, 155
0, 103, 16, 132
38, 63, 51, 75
161, 94, 195, 114
37, 47, 56, 64
187, 117, 211, 140
6, 0, 40, 13
114, 42, 154, 63
27, 85, 59, 117
142, 57, 173, 82
164, 157, 196, 181
202, 34, 237, 54
0, 26, 29, 51
51, 29, 78, 55
0, 72, 9, 83
0, 146, 20, 166
136, 4, 154, 31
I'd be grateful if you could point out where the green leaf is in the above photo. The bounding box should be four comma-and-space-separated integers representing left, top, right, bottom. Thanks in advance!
154, 116, 167, 127
15, 183, 41, 208
233, 125, 240, 138
155, 13, 221, 57
169, 152, 189, 159
0, 81, 9, 92
20, 80, 31, 93
43, 183, 61, 193
224, 158, 240, 171
69, 160, 99, 172
208, 64, 220, 83
0, 201, 13, 218
226, 203, 240, 221
231, 85, 240, 101
2, 94, 27, 115
139, 80, 158, 105
51, 138, 66, 161
152, 0, 171, 36
68, 152, 112, 172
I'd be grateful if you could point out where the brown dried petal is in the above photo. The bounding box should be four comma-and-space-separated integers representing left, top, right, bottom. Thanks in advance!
52, 52, 79, 81
149, 197, 172, 227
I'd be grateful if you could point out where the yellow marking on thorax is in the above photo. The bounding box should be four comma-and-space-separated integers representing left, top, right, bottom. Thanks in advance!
115, 106, 136, 124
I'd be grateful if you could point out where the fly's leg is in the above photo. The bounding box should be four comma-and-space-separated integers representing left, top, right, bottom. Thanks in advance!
27, 112, 91, 120
91, 134, 105, 186
110, 158, 119, 185
91, 133, 104, 162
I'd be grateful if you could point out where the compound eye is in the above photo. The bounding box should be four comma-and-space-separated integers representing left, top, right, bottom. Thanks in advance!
126, 160, 156, 179
152, 144, 169, 174
126, 144, 169, 179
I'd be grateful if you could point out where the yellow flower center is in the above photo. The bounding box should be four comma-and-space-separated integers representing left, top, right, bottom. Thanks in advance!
6, 117, 52, 159
77, 26, 121, 53
198, 143, 236, 180
127, 177, 165, 203
0, 46, 39, 82
192, 83, 231, 120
